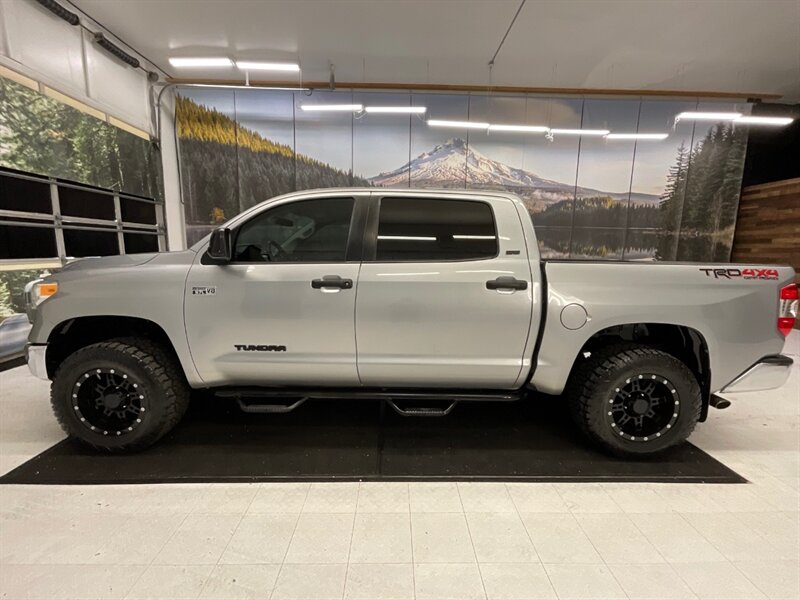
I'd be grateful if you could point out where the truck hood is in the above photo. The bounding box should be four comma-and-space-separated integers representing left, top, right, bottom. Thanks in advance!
58, 249, 197, 273
59, 253, 160, 272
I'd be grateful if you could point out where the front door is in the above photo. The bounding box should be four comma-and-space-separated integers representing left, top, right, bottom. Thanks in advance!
185, 195, 364, 387
355, 194, 535, 389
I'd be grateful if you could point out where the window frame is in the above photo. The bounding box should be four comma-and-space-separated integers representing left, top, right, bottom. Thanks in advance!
224, 195, 368, 265
0, 167, 165, 267
364, 194, 501, 264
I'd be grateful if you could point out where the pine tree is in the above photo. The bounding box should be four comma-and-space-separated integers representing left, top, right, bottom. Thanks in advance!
656, 141, 689, 260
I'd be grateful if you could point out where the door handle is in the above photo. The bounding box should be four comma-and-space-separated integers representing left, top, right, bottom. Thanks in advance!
486, 276, 528, 291
311, 275, 353, 290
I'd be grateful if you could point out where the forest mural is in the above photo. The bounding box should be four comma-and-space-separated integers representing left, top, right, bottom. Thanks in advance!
176, 87, 750, 260
0, 78, 163, 201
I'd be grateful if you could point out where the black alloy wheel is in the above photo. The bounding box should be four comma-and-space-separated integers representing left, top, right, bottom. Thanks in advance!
71, 367, 147, 437
605, 373, 680, 443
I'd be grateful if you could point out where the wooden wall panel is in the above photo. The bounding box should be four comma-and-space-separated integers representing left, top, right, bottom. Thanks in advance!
731, 179, 800, 325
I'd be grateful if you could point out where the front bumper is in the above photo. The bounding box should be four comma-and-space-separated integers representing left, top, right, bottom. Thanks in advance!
720, 354, 793, 393
25, 344, 49, 380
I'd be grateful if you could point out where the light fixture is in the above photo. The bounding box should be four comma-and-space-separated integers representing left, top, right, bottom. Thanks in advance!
34, 0, 79, 26
188, 83, 309, 91
377, 235, 436, 241
606, 133, 669, 140
675, 111, 742, 121
488, 124, 549, 133
168, 57, 233, 68
364, 106, 427, 114
427, 119, 490, 129
235, 61, 300, 72
300, 104, 363, 112
735, 115, 794, 126
550, 128, 610, 136
94, 34, 140, 68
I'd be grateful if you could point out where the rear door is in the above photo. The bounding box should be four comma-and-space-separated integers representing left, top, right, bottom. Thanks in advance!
355, 193, 534, 389
185, 194, 367, 386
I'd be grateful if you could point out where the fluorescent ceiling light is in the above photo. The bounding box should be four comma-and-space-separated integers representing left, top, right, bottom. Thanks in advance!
377, 235, 436, 241
488, 124, 549, 133
606, 133, 669, 140
364, 106, 427, 114
187, 83, 309, 91
427, 119, 489, 129
453, 235, 496, 240
235, 61, 300, 72
675, 111, 742, 121
300, 104, 363, 112
550, 128, 610, 136
735, 115, 794, 126
169, 57, 233, 68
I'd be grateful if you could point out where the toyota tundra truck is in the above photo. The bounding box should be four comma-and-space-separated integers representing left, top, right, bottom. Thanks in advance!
24, 188, 797, 456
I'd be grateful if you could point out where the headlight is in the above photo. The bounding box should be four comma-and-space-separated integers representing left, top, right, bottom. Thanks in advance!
25, 279, 58, 322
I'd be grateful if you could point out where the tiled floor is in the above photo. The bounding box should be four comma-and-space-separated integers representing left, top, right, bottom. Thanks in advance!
0, 332, 797, 599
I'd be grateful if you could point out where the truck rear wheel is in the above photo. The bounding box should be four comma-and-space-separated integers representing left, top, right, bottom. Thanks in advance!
566, 343, 701, 457
51, 338, 190, 452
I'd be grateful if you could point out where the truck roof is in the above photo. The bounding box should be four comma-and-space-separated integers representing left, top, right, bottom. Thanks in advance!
269, 187, 522, 199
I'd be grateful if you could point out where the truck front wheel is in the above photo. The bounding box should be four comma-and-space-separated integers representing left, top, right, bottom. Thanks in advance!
566, 343, 701, 457
51, 338, 190, 452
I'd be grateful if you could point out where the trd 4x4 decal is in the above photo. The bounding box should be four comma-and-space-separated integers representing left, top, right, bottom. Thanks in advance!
700, 268, 779, 280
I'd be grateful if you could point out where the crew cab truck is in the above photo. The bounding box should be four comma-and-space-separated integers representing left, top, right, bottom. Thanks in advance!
25, 189, 797, 456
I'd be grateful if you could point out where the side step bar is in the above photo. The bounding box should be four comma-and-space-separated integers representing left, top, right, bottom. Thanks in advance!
215, 388, 523, 417
386, 400, 458, 417
236, 398, 307, 414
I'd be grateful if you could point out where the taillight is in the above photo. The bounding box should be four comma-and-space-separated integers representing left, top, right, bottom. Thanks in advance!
778, 283, 798, 336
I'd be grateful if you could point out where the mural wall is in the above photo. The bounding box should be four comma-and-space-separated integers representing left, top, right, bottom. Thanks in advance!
176, 88, 750, 261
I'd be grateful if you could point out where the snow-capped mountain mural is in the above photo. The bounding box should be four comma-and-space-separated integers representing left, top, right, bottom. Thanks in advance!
174, 89, 748, 262
369, 138, 658, 210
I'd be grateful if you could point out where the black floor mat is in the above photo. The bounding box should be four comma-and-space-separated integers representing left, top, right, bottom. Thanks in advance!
1, 395, 745, 484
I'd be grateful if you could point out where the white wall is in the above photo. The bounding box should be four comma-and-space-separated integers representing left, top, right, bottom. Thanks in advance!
0, 0, 152, 135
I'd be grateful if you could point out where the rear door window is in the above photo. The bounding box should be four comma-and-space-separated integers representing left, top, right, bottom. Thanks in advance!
375, 197, 498, 262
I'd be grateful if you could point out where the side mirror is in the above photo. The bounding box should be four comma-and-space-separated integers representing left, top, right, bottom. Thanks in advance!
207, 228, 232, 263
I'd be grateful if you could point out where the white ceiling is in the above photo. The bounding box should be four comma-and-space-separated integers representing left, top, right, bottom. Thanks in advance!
70, 0, 800, 100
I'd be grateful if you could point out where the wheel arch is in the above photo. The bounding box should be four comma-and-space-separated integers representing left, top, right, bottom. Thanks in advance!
568, 322, 712, 421
45, 316, 191, 384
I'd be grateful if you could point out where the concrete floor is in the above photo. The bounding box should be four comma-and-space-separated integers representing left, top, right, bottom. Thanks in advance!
0, 333, 797, 600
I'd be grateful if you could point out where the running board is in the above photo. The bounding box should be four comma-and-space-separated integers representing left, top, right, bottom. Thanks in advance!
215, 387, 523, 416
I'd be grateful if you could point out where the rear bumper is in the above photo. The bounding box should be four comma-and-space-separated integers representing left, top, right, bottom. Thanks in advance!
25, 344, 48, 380
720, 354, 793, 393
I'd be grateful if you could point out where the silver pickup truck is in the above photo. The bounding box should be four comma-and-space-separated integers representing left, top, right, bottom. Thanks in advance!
25, 188, 797, 456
